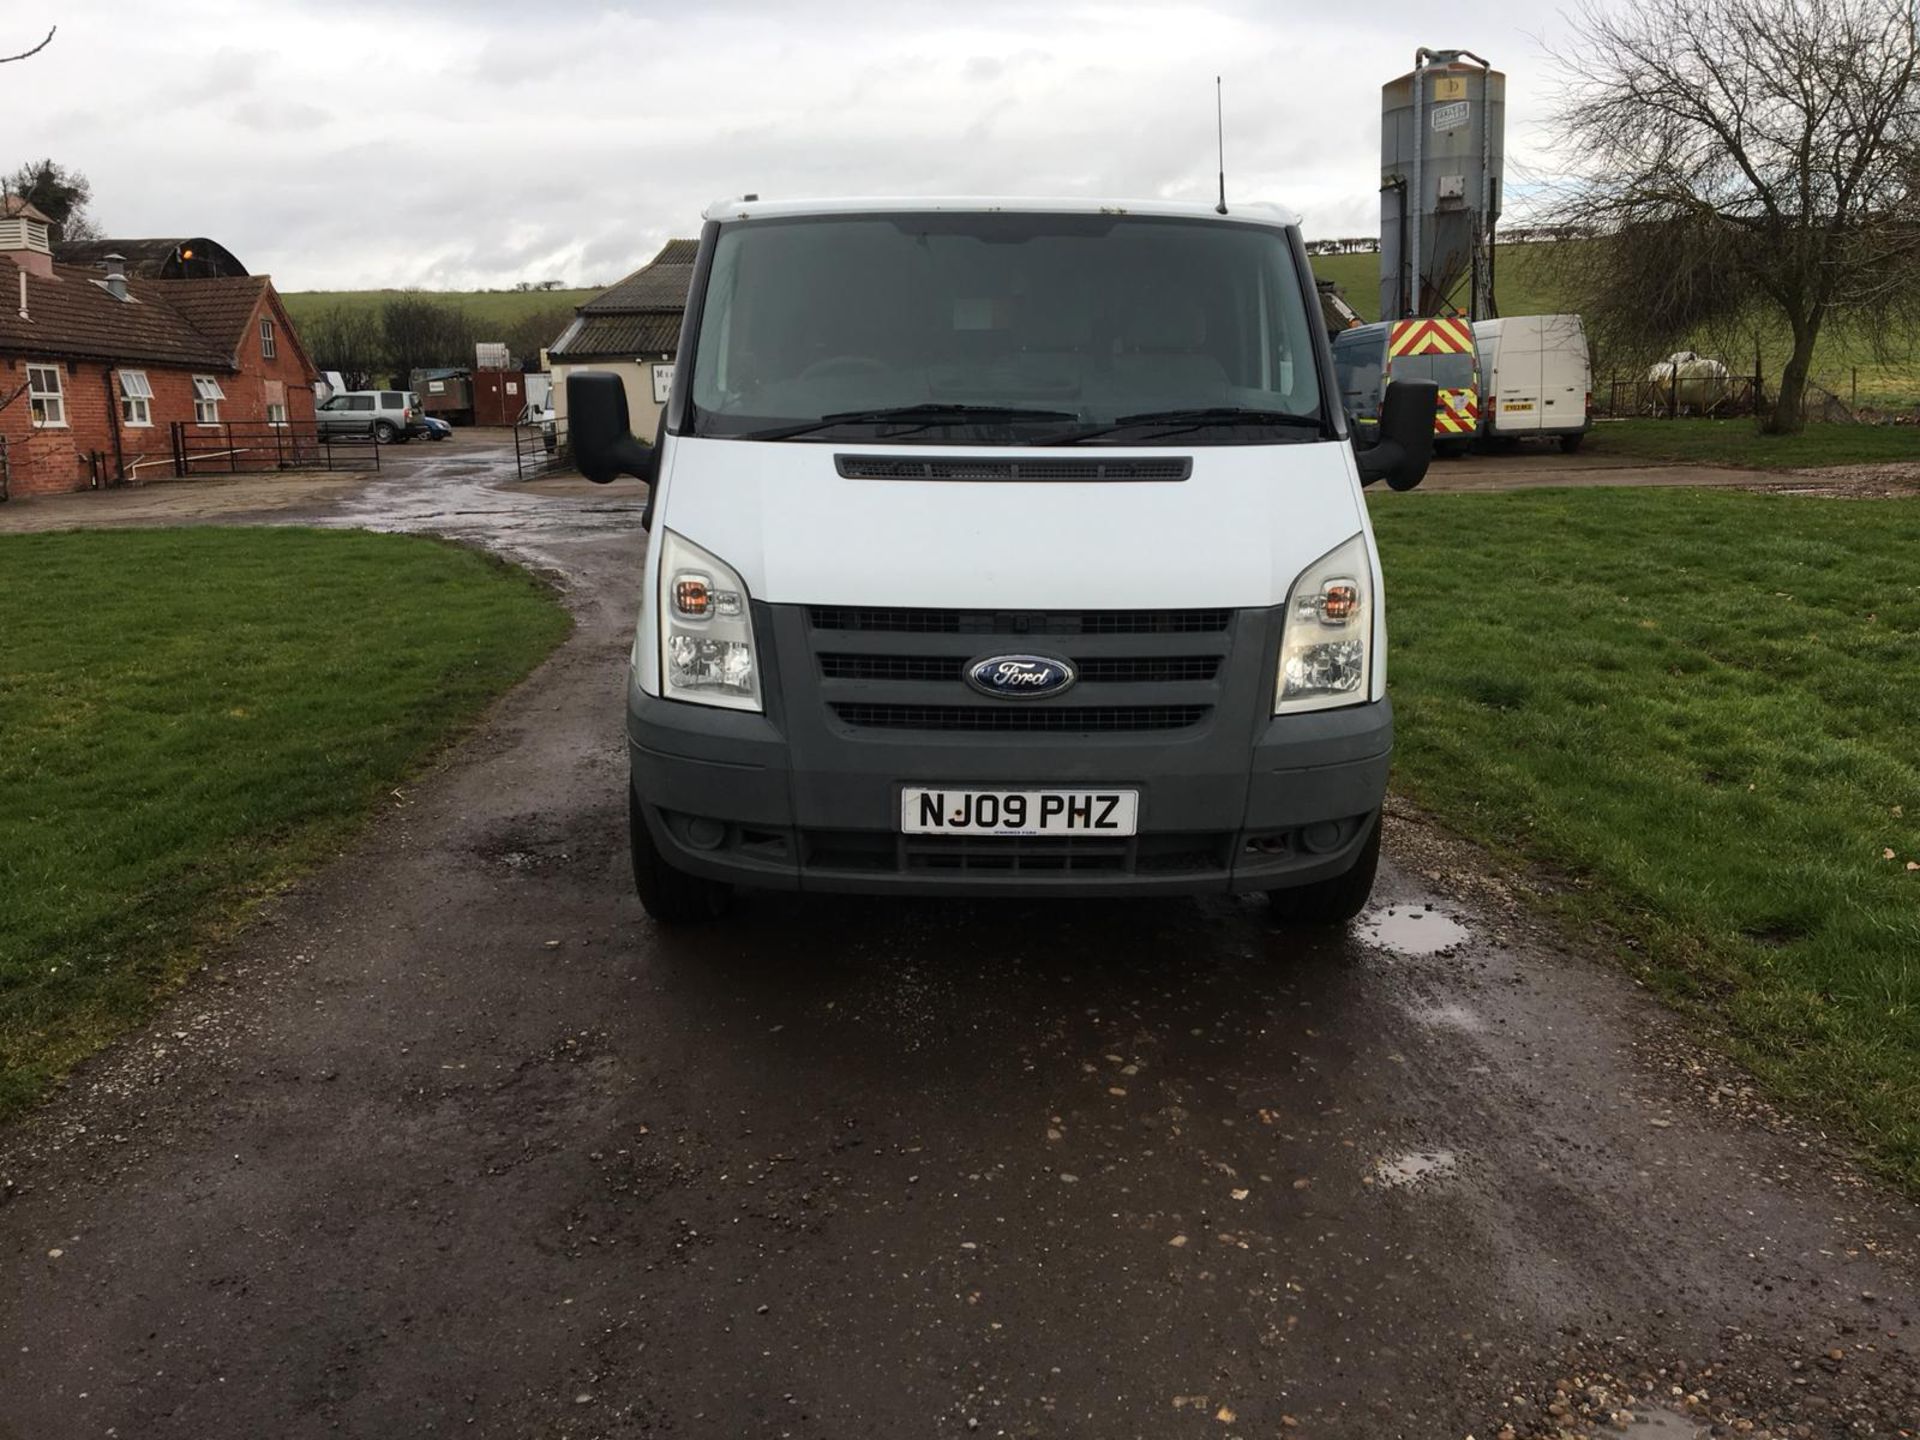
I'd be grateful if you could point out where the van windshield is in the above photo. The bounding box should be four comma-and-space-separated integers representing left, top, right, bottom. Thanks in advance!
686, 213, 1325, 444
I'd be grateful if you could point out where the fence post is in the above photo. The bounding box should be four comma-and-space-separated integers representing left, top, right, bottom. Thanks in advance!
170, 421, 184, 478
227, 422, 237, 473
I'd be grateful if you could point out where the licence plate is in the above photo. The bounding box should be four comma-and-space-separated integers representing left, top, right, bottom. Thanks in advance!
1502, 401, 1535, 412
900, 787, 1139, 837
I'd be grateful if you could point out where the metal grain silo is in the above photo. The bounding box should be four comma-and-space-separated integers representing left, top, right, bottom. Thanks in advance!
1378, 49, 1505, 322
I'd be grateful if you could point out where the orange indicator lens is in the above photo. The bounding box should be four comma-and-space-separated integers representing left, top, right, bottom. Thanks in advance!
1323, 582, 1359, 622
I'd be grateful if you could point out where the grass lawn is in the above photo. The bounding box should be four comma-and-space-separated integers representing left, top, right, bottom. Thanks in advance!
0, 529, 570, 1118
1588, 420, 1920, 470
1370, 488, 1920, 1188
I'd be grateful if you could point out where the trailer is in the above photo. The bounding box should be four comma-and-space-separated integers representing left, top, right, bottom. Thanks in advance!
412, 368, 475, 425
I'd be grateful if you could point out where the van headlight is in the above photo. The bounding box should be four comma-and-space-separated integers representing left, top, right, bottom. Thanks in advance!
1275, 534, 1372, 714
659, 530, 761, 711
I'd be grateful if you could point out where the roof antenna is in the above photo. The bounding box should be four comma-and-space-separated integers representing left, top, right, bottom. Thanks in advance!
1214, 76, 1228, 215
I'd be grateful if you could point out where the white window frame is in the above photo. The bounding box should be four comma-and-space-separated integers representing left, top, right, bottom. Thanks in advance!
260, 317, 276, 360
266, 402, 288, 426
192, 375, 225, 425
118, 369, 154, 427
27, 364, 65, 428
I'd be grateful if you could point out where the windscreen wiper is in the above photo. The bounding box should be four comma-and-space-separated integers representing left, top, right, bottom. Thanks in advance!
1042, 406, 1326, 444
736, 403, 1080, 442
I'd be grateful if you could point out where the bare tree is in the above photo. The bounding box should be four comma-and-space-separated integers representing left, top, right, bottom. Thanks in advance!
303, 305, 386, 391
381, 296, 478, 381
7, 159, 101, 242
1544, 0, 1920, 432
499, 304, 575, 371
0, 26, 54, 65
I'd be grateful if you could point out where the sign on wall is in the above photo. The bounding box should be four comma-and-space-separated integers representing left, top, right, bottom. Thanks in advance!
650, 363, 675, 405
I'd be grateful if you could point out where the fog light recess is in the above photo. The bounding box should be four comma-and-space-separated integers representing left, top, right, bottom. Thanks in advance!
684, 816, 728, 851
1300, 821, 1345, 855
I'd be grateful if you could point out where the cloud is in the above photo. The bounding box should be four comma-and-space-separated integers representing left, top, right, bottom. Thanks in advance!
0, 0, 1596, 290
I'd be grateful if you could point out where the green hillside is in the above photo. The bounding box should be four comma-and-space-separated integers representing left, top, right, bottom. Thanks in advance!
279, 288, 600, 334
1312, 244, 1920, 410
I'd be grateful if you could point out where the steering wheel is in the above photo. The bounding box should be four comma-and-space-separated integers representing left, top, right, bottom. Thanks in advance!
797, 355, 890, 382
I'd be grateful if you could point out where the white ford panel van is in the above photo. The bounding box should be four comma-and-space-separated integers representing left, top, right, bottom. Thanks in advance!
1472, 314, 1592, 450
569, 198, 1435, 924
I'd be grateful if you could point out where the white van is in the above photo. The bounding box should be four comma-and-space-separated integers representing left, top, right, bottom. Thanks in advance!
569, 197, 1435, 924
1472, 315, 1592, 450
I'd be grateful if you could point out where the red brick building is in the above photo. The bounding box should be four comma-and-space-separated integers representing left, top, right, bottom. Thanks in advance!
0, 198, 319, 498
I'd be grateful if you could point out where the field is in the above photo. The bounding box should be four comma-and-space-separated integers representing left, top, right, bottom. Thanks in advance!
0, 530, 570, 1118
279, 287, 601, 334
1371, 488, 1920, 1189
1313, 244, 1920, 411
1587, 420, 1920, 469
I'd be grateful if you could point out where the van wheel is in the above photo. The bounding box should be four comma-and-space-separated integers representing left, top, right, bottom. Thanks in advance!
1559, 433, 1585, 453
372, 420, 398, 444
630, 788, 731, 923
1267, 813, 1381, 927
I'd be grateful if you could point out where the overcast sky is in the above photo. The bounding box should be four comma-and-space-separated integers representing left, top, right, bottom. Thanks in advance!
3, 0, 1592, 292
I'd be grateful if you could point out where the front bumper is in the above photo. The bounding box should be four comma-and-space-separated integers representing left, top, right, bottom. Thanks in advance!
626, 685, 1392, 899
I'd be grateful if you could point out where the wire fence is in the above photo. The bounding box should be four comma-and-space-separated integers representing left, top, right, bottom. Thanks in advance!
1595, 372, 1765, 420
169, 422, 382, 478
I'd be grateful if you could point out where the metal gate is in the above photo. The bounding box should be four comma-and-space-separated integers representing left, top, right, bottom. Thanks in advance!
514, 418, 569, 480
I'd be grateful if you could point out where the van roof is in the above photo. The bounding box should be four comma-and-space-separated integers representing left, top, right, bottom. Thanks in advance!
702, 195, 1301, 227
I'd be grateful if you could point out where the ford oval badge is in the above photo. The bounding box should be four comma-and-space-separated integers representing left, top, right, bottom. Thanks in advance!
965, 654, 1077, 700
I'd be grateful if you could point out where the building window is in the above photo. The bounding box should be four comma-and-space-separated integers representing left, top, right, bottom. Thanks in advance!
267, 403, 288, 425
192, 375, 225, 424
118, 369, 154, 427
27, 364, 64, 427
260, 317, 276, 360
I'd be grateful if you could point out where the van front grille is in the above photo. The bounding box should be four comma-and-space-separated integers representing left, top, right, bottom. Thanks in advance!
830, 704, 1209, 733
802, 830, 1235, 876
817, 654, 1221, 684
807, 607, 1230, 636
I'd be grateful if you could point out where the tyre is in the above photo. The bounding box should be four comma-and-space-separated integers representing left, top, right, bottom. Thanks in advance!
629, 788, 731, 923
1559, 433, 1585, 453
372, 420, 398, 444
1267, 812, 1382, 927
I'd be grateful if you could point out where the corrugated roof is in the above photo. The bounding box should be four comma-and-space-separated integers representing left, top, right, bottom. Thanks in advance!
0, 262, 254, 368
56, 237, 249, 279
580, 238, 697, 314
549, 312, 681, 360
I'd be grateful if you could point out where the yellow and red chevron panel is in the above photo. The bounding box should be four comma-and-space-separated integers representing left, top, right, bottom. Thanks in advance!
1435, 387, 1480, 435
1389, 316, 1475, 358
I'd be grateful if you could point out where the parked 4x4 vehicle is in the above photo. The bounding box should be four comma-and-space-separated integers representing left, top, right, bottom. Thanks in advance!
315, 389, 423, 444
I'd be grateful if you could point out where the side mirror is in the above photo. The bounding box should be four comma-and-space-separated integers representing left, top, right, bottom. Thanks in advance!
567, 371, 658, 486
1354, 380, 1437, 492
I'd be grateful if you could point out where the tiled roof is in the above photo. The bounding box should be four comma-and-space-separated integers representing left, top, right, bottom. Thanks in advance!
158, 276, 272, 355
0, 261, 255, 368
1, 196, 53, 223
549, 311, 681, 360
580, 239, 698, 314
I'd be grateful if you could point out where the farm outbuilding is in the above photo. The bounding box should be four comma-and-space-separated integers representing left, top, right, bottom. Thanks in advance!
56, 236, 250, 280
548, 239, 696, 441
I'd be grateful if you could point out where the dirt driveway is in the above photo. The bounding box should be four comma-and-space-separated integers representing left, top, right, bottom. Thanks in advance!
0, 440, 1916, 1438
